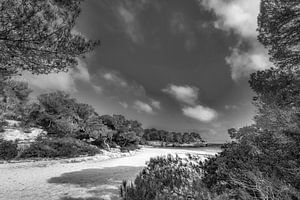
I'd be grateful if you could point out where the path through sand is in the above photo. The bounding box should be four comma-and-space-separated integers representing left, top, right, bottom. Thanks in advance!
0, 147, 219, 200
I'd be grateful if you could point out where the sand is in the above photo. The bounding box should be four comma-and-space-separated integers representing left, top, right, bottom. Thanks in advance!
0, 147, 219, 200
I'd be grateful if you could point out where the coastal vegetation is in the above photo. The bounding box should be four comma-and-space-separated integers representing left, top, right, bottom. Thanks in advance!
0, 83, 206, 159
143, 128, 205, 147
0, 0, 147, 159
120, 0, 300, 199
0, 0, 299, 200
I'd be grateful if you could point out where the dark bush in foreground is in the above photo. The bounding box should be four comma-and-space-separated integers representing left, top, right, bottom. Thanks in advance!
20, 137, 101, 158
120, 154, 212, 200
0, 139, 18, 160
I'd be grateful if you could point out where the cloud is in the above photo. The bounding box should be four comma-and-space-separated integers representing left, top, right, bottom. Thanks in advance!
200, 0, 260, 38
92, 85, 103, 94
93, 68, 160, 112
103, 72, 128, 87
133, 100, 154, 114
119, 101, 129, 109
115, 0, 150, 44
170, 12, 187, 33
20, 60, 91, 93
163, 84, 199, 105
151, 99, 161, 109
163, 84, 218, 122
117, 6, 143, 44
170, 12, 197, 51
226, 45, 270, 80
199, 0, 272, 80
183, 105, 217, 122
97, 69, 147, 98
225, 105, 238, 110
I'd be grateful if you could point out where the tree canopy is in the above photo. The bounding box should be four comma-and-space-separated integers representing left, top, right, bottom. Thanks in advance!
0, 0, 99, 76
258, 0, 300, 70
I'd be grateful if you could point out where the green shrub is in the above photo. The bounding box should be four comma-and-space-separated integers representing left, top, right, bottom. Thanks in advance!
20, 137, 101, 158
0, 139, 18, 160
120, 154, 211, 200
0, 120, 8, 132
120, 144, 139, 153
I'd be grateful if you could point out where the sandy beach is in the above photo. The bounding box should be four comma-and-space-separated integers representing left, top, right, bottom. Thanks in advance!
0, 147, 220, 200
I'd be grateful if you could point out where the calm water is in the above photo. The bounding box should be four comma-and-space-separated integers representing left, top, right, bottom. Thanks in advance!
153, 145, 223, 154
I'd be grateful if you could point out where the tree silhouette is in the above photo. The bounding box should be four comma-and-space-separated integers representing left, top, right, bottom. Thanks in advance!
0, 0, 99, 76
258, 0, 300, 70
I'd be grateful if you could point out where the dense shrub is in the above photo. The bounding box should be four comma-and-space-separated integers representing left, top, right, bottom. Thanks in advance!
113, 131, 140, 148
0, 119, 8, 132
120, 144, 140, 153
120, 154, 212, 200
20, 137, 101, 158
143, 128, 205, 144
0, 139, 18, 160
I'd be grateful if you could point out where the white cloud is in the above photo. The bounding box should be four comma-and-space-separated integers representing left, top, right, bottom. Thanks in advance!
99, 69, 148, 98
225, 105, 238, 110
163, 84, 218, 122
226, 45, 270, 80
103, 72, 128, 87
170, 12, 197, 51
133, 100, 154, 114
151, 99, 161, 109
116, 0, 149, 44
94, 68, 160, 111
92, 85, 103, 94
119, 101, 129, 109
200, 0, 260, 38
199, 0, 272, 80
183, 105, 217, 122
117, 6, 143, 44
20, 60, 91, 93
163, 84, 199, 105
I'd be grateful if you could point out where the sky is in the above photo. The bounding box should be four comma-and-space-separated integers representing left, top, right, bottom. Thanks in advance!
22, 0, 272, 143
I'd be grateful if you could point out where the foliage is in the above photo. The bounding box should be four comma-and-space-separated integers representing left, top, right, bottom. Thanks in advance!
202, 128, 300, 198
100, 114, 144, 147
143, 128, 205, 144
0, 119, 8, 132
0, 79, 32, 121
122, 1, 300, 199
0, 0, 99, 76
19, 137, 100, 158
22, 91, 142, 150
0, 139, 18, 160
249, 68, 300, 132
120, 154, 211, 200
120, 143, 140, 153
198, 1, 300, 199
32, 91, 106, 141
258, 0, 300, 70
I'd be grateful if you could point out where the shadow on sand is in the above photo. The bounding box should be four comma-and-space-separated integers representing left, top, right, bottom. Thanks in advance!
48, 166, 143, 200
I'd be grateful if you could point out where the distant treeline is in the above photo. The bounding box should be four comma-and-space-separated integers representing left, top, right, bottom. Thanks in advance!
143, 128, 205, 144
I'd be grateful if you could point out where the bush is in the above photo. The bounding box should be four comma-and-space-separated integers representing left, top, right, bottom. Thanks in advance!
120, 154, 211, 200
0, 139, 18, 160
0, 119, 8, 132
120, 144, 139, 153
20, 137, 101, 158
